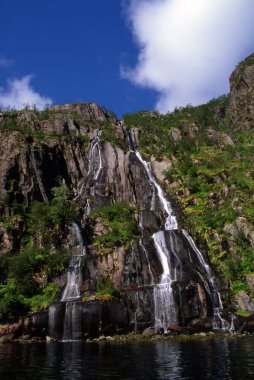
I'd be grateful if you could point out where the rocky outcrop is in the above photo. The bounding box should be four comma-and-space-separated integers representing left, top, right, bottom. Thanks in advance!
224, 216, 254, 250
207, 128, 234, 146
235, 291, 254, 313
228, 53, 254, 130
3, 52, 254, 339
51, 102, 108, 122
0, 102, 223, 339
151, 156, 172, 182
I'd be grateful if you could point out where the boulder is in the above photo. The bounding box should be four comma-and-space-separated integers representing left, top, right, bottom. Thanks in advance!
170, 127, 181, 141
235, 291, 254, 313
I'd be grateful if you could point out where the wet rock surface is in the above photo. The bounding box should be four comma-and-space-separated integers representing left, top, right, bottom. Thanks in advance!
0, 110, 227, 339
2, 66, 254, 340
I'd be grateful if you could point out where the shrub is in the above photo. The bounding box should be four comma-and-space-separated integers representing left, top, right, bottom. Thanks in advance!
95, 276, 121, 300
0, 279, 29, 321
24, 283, 59, 311
91, 202, 139, 249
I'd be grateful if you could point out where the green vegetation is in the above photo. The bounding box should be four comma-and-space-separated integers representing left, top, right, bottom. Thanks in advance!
95, 276, 121, 301
0, 106, 96, 146
26, 186, 76, 247
0, 280, 60, 320
232, 53, 254, 85
0, 185, 74, 321
24, 283, 60, 312
100, 123, 126, 150
90, 201, 139, 254
124, 95, 254, 304
124, 95, 229, 158
235, 309, 252, 317
0, 279, 29, 321
0, 88, 253, 318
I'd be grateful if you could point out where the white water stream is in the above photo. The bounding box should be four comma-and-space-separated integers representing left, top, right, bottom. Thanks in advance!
182, 230, 230, 330
87, 131, 103, 182
134, 144, 231, 332
49, 221, 86, 340
49, 126, 232, 339
61, 222, 86, 301
135, 150, 179, 331
74, 130, 103, 200
62, 132, 103, 302
136, 152, 178, 231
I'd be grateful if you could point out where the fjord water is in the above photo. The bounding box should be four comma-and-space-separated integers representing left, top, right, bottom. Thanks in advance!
1, 337, 254, 380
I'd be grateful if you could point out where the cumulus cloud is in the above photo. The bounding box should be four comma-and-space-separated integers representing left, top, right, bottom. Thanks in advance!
0, 75, 52, 110
122, 0, 254, 112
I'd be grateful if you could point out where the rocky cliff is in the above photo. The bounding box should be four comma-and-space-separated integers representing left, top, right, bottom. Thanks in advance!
124, 53, 254, 319
0, 54, 254, 340
228, 54, 254, 130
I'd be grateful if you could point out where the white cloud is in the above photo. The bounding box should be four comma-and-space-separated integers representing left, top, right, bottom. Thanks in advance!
122, 0, 254, 112
0, 55, 14, 68
0, 75, 52, 110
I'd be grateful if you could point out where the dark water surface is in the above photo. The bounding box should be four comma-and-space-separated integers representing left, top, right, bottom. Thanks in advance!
0, 336, 254, 380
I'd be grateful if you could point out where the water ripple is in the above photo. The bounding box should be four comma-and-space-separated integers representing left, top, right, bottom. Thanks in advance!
0, 337, 254, 380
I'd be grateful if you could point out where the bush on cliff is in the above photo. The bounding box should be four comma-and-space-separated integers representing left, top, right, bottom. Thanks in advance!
0, 185, 75, 321
91, 201, 139, 252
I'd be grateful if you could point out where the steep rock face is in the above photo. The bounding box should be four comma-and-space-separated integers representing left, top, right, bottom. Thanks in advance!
0, 133, 86, 211
122, 55, 254, 319
0, 102, 218, 338
228, 53, 254, 130
51, 102, 108, 123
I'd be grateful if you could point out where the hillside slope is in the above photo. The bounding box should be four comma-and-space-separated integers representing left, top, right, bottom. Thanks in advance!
124, 53, 254, 315
0, 54, 253, 337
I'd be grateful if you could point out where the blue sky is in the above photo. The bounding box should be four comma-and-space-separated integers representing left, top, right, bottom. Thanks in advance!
0, 1, 157, 116
1, 0, 254, 116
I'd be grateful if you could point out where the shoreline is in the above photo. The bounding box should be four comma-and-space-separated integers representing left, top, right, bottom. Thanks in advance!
3, 330, 253, 345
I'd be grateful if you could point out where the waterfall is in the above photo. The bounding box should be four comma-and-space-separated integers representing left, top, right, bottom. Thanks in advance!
61, 223, 85, 301
132, 134, 230, 332
229, 313, 237, 333
87, 130, 103, 182
134, 149, 179, 331
60, 262, 80, 301
74, 130, 103, 200
153, 232, 178, 329
84, 199, 91, 217
49, 132, 104, 340
62, 302, 83, 341
140, 239, 154, 285
135, 151, 178, 230
182, 230, 230, 330
48, 123, 232, 338
49, 222, 86, 340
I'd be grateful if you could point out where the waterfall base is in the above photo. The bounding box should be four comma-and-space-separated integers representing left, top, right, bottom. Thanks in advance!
48, 299, 129, 341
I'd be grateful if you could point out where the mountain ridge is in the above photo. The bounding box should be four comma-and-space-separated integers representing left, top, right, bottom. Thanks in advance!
0, 53, 254, 338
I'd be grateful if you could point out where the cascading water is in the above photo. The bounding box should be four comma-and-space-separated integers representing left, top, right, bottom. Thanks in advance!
182, 230, 230, 330
140, 239, 154, 285
61, 222, 85, 301
131, 132, 230, 332
152, 232, 178, 329
49, 222, 86, 340
49, 131, 104, 340
134, 151, 179, 331
48, 123, 232, 339
87, 130, 103, 183
74, 130, 103, 200
135, 152, 177, 231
